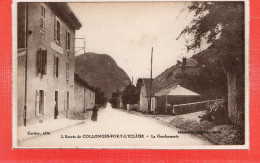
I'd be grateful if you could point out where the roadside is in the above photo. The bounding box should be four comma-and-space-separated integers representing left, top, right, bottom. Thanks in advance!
117, 108, 244, 145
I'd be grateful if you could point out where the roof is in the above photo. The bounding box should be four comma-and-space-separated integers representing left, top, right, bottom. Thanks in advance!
154, 85, 200, 97
74, 74, 96, 92
137, 78, 182, 98
46, 3, 82, 30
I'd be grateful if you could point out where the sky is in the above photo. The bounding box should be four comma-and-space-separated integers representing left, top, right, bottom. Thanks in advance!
69, 2, 197, 84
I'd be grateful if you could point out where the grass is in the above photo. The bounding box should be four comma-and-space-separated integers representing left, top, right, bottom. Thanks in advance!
169, 110, 244, 145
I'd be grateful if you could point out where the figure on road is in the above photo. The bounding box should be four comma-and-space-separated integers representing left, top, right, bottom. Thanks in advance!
91, 105, 99, 122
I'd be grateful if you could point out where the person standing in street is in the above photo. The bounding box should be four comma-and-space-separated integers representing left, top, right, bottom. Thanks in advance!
91, 105, 99, 122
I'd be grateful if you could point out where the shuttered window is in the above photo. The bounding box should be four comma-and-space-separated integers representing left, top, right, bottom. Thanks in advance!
53, 55, 59, 78
36, 48, 47, 75
66, 30, 71, 51
40, 5, 46, 30
54, 17, 61, 44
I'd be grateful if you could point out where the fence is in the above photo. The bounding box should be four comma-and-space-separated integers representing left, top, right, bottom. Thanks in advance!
172, 99, 225, 115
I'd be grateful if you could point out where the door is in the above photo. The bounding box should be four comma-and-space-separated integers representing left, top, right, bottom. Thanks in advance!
54, 91, 58, 119
39, 90, 44, 114
67, 91, 69, 110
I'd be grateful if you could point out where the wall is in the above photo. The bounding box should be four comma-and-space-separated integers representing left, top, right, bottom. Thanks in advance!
74, 80, 95, 113
17, 3, 76, 125
17, 55, 25, 125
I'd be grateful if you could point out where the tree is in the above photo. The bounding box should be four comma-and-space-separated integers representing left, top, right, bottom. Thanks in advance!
122, 84, 139, 109
178, 2, 245, 126
95, 87, 108, 106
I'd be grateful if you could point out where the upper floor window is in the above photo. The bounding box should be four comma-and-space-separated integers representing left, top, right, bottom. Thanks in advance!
40, 5, 46, 30
66, 62, 69, 81
36, 48, 47, 75
54, 17, 61, 44
53, 55, 59, 78
66, 30, 71, 51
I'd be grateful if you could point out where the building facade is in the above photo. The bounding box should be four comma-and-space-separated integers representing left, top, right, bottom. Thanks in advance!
137, 78, 156, 113
17, 2, 82, 126
74, 74, 96, 113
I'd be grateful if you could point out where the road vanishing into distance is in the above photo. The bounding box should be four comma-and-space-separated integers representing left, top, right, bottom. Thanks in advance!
20, 104, 212, 148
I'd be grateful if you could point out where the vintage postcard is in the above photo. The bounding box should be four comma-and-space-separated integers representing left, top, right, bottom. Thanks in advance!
12, 0, 249, 149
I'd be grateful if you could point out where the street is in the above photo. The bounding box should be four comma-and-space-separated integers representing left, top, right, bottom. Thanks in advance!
19, 104, 212, 148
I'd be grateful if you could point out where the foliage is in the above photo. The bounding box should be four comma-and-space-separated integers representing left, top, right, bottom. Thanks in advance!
121, 84, 139, 107
177, 2, 245, 125
178, 2, 244, 74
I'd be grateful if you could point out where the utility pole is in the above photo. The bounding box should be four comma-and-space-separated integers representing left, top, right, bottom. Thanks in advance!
24, 3, 29, 126
149, 47, 153, 113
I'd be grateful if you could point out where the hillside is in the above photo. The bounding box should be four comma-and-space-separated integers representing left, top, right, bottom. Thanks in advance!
75, 52, 131, 98
152, 46, 227, 99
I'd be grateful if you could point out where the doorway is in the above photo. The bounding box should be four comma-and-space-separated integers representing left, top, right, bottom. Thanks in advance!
54, 91, 58, 119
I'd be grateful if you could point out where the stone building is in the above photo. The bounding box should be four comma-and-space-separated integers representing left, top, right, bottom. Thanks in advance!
74, 74, 96, 113
17, 2, 82, 126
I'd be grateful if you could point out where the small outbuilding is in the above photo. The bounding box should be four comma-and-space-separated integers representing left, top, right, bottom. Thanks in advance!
74, 74, 96, 113
154, 85, 200, 114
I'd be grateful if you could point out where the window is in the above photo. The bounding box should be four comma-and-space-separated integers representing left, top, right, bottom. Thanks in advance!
35, 90, 44, 116
53, 55, 59, 78
66, 31, 71, 51
64, 91, 69, 110
66, 62, 69, 81
54, 17, 61, 44
40, 5, 46, 30
36, 48, 47, 75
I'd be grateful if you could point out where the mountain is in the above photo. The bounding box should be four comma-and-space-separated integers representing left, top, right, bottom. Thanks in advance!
75, 52, 131, 98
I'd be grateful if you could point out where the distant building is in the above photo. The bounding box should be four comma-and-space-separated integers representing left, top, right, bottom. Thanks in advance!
74, 74, 96, 113
136, 78, 156, 113
17, 2, 82, 126
175, 58, 200, 76
185, 58, 199, 67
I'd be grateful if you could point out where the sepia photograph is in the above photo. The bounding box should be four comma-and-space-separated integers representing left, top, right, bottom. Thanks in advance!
13, 0, 249, 149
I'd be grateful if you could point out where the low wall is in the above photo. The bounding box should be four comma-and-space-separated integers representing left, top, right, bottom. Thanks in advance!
173, 99, 224, 115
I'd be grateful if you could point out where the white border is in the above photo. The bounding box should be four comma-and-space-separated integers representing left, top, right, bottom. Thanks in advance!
12, 0, 250, 150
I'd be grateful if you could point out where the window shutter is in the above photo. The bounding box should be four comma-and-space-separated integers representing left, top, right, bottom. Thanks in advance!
37, 48, 43, 75
53, 55, 56, 77
39, 91, 45, 114
66, 30, 68, 49
36, 49, 40, 74
42, 49, 47, 74
56, 57, 59, 78
35, 90, 39, 116
60, 25, 62, 44
54, 17, 57, 40
68, 32, 70, 50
